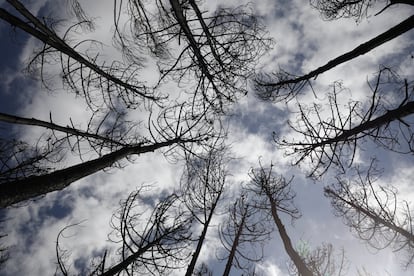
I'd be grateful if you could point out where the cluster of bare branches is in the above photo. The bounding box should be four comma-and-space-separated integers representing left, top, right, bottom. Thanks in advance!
218, 192, 272, 276
1, 2, 159, 111
287, 243, 347, 276
325, 161, 414, 267
55, 188, 193, 276
254, 10, 414, 102
114, 0, 273, 113
310, 0, 414, 21
274, 67, 414, 177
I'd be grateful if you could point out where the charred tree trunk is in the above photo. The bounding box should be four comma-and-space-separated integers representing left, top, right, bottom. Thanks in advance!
222, 206, 247, 276
185, 206, 215, 276
0, 139, 180, 208
268, 197, 313, 276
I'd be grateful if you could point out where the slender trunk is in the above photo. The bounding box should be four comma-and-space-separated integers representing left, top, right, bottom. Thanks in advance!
312, 101, 414, 149
0, 112, 124, 146
0, 0, 157, 101
222, 207, 247, 276
185, 200, 218, 276
0, 139, 180, 208
260, 15, 414, 88
268, 197, 313, 276
98, 236, 162, 276
325, 188, 414, 243
168, 0, 219, 93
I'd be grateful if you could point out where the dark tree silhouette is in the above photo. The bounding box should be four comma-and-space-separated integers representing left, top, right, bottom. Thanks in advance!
247, 163, 313, 276
0, 0, 160, 111
56, 189, 192, 275
254, 14, 414, 102
288, 242, 347, 276
219, 192, 272, 276
325, 161, 414, 267
310, 0, 414, 21
273, 67, 414, 177
0, 102, 216, 208
114, 0, 273, 112
180, 141, 228, 276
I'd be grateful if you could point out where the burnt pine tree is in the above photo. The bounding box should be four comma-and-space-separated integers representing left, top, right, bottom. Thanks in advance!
180, 140, 228, 276
248, 162, 349, 276
274, 67, 414, 177
0, 103, 215, 208
254, 1, 414, 102
56, 188, 192, 276
0, 0, 269, 207
219, 191, 272, 276
325, 161, 414, 267
247, 163, 313, 276
113, 0, 273, 113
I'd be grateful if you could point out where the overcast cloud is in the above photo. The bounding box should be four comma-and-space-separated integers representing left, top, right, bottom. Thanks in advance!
0, 0, 413, 275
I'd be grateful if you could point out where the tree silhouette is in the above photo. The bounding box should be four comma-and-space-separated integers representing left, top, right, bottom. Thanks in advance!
247, 163, 312, 276
274, 67, 414, 177
255, 4, 414, 102
180, 141, 228, 276
219, 192, 272, 276
114, 0, 273, 112
325, 161, 414, 267
56, 188, 192, 275
310, 0, 414, 21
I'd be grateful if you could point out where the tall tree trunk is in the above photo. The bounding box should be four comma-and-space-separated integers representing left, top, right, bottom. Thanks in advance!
185, 200, 218, 276
0, 112, 124, 146
325, 188, 414, 243
0, 0, 157, 101
0, 139, 180, 208
311, 101, 414, 149
259, 15, 414, 88
268, 197, 313, 276
222, 207, 247, 276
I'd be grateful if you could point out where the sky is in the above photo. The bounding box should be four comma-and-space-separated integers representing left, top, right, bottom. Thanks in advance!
0, 0, 413, 275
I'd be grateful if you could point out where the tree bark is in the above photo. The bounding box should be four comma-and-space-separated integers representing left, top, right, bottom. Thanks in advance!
269, 197, 313, 276
310, 101, 414, 149
325, 188, 414, 244
185, 200, 218, 276
0, 112, 124, 146
261, 15, 414, 88
0, 139, 180, 208
222, 206, 247, 276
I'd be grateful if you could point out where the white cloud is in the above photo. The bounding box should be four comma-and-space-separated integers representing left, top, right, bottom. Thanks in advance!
1, 0, 414, 275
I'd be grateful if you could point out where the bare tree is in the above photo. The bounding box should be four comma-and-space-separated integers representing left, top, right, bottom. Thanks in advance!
114, 0, 273, 113
310, 0, 414, 21
325, 161, 414, 267
288, 242, 347, 276
0, 0, 160, 111
180, 141, 228, 276
218, 192, 272, 276
273, 67, 414, 177
0, 95, 220, 208
254, 6, 413, 102
0, 0, 259, 209
56, 188, 192, 275
247, 163, 313, 276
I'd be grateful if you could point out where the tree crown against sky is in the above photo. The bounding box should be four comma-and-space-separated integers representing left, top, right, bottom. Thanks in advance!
0, 0, 413, 275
